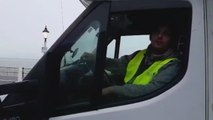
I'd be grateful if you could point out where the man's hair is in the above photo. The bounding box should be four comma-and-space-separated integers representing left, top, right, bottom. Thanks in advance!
150, 19, 178, 49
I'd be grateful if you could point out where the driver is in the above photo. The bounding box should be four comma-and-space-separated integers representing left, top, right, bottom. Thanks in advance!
82, 22, 180, 98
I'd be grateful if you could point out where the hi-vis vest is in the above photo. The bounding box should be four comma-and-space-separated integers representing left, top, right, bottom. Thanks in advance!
124, 49, 176, 85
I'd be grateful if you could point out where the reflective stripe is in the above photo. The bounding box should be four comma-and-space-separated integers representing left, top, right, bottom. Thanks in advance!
124, 50, 176, 85
124, 50, 146, 83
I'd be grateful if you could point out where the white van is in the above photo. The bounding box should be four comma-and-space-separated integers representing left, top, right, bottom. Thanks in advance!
0, 0, 212, 120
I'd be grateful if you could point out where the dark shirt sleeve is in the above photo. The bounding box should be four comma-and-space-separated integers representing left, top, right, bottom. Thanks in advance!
111, 60, 181, 97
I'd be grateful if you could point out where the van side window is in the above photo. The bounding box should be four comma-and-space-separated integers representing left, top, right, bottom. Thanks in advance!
52, 2, 110, 116
119, 35, 150, 57
53, 1, 191, 116
102, 7, 191, 104
59, 21, 99, 104
61, 22, 99, 68
106, 39, 116, 58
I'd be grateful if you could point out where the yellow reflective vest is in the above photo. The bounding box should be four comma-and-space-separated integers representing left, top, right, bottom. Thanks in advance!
124, 49, 176, 85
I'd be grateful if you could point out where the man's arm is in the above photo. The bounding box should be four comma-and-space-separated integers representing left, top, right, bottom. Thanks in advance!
102, 60, 180, 97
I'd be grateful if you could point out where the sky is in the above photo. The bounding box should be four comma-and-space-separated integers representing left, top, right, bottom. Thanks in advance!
0, 0, 85, 59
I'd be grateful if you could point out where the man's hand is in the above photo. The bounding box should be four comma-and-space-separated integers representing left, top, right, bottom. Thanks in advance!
102, 86, 116, 96
81, 52, 95, 62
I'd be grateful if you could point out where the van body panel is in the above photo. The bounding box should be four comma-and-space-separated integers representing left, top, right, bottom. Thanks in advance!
51, 0, 206, 119
1, 0, 212, 120
205, 0, 213, 119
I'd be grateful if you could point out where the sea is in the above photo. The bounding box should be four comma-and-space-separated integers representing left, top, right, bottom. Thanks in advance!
0, 58, 38, 68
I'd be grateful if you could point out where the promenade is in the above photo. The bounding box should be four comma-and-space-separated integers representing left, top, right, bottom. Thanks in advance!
0, 66, 31, 85
0, 58, 37, 85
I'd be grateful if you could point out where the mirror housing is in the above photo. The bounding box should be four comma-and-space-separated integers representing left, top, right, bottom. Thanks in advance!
0, 80, 38, 96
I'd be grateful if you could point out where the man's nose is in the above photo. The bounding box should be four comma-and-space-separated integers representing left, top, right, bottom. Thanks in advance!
157, 33, 163, 38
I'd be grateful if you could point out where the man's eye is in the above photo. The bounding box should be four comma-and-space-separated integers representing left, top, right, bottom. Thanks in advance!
153, 31, 160, 35
163, 32, 171, 36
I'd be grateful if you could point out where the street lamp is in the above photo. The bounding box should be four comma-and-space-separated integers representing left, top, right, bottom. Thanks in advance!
42, 25, 49, 54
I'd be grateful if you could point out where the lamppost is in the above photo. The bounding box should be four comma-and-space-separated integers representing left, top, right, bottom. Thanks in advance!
42, 25, 49, 54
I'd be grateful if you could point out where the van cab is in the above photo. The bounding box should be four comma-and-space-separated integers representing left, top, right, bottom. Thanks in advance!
0, 0, 213, 120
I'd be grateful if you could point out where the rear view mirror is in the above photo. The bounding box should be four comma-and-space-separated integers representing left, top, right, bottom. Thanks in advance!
71, 48, 79, 58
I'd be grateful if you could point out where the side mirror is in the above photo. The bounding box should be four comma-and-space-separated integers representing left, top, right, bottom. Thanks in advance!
0, 80, 38, 96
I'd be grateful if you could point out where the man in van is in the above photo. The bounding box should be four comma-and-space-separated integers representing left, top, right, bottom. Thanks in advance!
83, 22, 180, 98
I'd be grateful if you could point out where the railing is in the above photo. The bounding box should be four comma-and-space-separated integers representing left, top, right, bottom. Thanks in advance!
0, 66, 31, 85
22, 67, 31, 79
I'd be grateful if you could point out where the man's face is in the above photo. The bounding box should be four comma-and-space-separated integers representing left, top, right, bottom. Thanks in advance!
150, 26, 172, 52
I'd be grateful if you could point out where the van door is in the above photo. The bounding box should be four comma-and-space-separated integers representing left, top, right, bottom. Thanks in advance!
46, 1, 110, 119
0, 1, 110, 119
51, 0, 205, 120
205, 0, 213, 119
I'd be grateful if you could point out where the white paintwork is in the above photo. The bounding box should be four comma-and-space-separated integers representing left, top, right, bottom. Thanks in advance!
50, 0, 213, 120
205, 0, 213, 119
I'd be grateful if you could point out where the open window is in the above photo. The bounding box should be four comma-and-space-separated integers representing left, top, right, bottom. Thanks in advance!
102, 1, 192, 105
55, 0, 192, 115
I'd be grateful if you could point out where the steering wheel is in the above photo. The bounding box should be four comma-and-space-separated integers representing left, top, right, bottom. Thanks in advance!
103, 70, 116, 87
76, 58, 116, 87
70, 53, 117, 88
